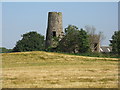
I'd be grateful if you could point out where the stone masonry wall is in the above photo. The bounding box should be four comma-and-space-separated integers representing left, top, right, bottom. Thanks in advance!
45, 12, 63, 48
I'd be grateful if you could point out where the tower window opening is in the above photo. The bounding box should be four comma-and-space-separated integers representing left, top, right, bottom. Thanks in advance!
53, 31, 56, 37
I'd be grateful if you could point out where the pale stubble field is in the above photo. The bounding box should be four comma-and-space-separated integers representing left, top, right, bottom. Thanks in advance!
2, 51, 119, 88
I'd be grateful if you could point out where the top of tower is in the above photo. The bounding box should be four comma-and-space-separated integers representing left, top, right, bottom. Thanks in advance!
48, 12, 62, 15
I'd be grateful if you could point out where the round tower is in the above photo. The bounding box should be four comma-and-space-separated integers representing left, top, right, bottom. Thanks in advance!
45, 12, 64, 49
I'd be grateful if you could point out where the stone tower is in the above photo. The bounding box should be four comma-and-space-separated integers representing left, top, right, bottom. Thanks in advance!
45, 12, 64, 49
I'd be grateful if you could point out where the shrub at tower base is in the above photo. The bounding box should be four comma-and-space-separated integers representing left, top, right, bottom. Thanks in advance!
13, 31, 45, 52
56, 25, 90, 53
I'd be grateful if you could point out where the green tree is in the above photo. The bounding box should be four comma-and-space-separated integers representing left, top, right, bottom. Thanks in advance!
13, 31, 45, 52
110, 30, 120, 54
57, 25, 90, 53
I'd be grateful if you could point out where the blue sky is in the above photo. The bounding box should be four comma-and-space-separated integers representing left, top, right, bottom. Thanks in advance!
0, 2, 2, 48
2, 2, 118, 49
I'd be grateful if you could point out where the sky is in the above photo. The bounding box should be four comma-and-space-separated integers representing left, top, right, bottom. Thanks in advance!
2, 2, 118, 49
118, 1, 120, 30
0, 2, 2, 48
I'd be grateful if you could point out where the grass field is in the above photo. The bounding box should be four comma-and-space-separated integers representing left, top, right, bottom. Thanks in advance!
2, 51, 119, 88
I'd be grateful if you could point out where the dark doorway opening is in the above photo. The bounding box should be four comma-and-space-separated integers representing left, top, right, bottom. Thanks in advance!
53, 31, 56, 37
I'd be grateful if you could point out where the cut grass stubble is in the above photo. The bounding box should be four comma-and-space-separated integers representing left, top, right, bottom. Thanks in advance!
2, 51, 119, 88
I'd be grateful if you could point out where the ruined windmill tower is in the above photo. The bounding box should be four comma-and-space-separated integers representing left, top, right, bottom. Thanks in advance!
45, 12, 64, 49
90, 35, 100, 52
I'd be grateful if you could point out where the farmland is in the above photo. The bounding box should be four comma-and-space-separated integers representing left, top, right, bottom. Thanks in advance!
2, 51, 119, 88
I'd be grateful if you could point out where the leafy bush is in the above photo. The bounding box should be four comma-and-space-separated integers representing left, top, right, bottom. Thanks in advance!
13, 31, 45, 52
57, 25, 90, 53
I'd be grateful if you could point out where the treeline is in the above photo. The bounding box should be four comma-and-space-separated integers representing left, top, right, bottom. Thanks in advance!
1, 25, 120, 57
0, 47, 12, 53
12, 25, 91, 53
50, 25, 90, 53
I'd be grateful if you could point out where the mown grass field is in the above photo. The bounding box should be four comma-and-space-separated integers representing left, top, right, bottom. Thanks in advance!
2, 51, 119, 88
